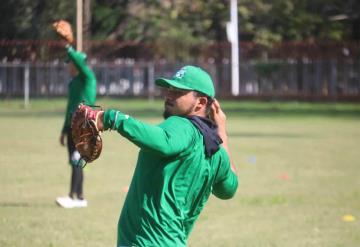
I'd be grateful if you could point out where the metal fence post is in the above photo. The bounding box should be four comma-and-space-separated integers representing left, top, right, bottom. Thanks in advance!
329, 59, 337, 96
24, 63, 30, 108
148, 62, 155, 101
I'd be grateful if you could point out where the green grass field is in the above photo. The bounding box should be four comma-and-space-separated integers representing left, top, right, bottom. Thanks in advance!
1, 98, 360, 247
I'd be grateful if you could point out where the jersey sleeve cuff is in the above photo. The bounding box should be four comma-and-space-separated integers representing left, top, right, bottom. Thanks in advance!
65, 44, 73, 52
104, 109, 129, 131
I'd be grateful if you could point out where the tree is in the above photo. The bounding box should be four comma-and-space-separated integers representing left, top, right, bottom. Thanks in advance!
0, 0, 75, 40
0, 0, 358, 61
238, 0, 349, 46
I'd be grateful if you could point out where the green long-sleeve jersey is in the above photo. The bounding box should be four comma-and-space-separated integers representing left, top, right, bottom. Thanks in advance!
103, 110, 238, 247
62, 45, 97, 133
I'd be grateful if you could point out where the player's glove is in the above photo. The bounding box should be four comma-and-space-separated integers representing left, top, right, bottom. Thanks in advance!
71, 103, 104, 166
53, 19, 74, 44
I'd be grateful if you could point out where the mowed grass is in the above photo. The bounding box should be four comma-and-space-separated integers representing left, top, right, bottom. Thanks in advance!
0, 98, 359, 247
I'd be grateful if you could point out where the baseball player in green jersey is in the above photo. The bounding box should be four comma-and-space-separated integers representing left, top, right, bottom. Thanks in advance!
55, 21, 97, 208
86, 65, 238, 246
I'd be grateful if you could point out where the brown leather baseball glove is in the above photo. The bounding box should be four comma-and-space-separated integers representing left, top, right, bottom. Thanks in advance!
53, 19, 74, 44
71, 103, 104, 166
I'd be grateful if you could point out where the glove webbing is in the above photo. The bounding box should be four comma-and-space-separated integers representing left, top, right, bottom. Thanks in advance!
76, 135, 102, 168
78, 103, 102, 168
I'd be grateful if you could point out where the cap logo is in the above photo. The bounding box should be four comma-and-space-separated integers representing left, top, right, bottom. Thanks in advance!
174, 67, 186, 79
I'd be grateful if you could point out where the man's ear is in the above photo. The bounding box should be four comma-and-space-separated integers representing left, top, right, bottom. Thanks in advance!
195, 96, 208, 113
198, 96, 208, 107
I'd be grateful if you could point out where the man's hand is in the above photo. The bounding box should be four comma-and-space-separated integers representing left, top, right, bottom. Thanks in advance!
210, 99, 227, 139
60, 132, 66, 146
210, 99, 236, 173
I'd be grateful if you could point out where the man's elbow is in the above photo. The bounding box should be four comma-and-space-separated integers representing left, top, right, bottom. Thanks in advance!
212, 186, 238, 200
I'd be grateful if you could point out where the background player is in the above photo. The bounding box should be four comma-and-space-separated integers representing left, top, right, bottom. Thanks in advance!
54, 20, 97, 208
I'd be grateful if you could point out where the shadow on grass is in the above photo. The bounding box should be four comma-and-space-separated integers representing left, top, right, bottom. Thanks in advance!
223, 107, 360, 118
0, 202, 55, 208
239, 195, 288, 206
0, 109, 162, 118
1, 106, 360, 118
228, 131, 307, 138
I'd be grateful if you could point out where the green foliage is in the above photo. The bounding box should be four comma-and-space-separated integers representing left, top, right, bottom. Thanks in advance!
0, 0, 358, 60
238, 0, 349, 43
111, 1, 228, 60
0, 0, 74, 39
91, 0, 128, 40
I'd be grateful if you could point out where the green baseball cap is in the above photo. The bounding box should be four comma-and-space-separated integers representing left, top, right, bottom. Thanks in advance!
155, 65, 215, 98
